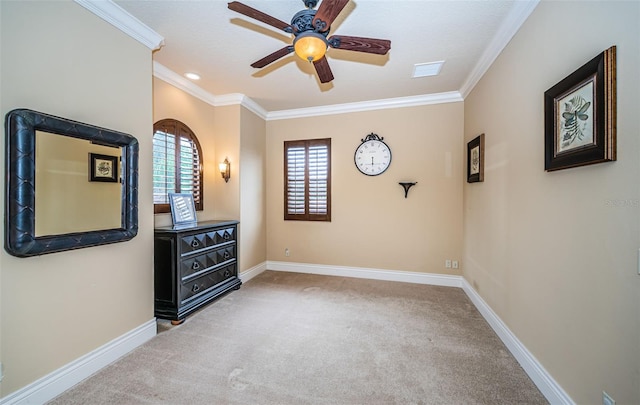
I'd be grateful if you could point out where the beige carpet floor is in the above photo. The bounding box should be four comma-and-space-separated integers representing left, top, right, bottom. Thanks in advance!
49, 271, 547, 404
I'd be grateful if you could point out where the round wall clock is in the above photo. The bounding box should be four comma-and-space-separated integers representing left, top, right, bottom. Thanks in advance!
354, 133, 392, 176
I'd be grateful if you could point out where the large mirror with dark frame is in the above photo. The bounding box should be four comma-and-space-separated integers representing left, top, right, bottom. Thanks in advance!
4, 109, 139, 257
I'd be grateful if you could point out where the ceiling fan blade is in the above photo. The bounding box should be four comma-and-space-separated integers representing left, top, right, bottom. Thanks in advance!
313, 56, 334, 83
228, 1, 292, 33
312, 0, 349, 32
251, 46, 294, 68
328, 35, 391, 55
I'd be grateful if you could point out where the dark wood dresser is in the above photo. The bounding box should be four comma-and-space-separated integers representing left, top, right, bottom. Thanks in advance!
154, 220, 241, 324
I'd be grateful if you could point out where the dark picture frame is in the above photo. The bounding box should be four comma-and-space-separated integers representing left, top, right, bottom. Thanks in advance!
544, 46, 616, 171
467, 133, 485, 183
169, 193, 197, 225
89, 153, 119, 182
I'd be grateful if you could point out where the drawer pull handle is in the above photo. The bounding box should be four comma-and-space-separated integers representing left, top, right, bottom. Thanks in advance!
223, 232, 230, 240
223, 252, 230, 260
191, 284, 200, 293
192, 262, 200, 270
191, 239, 200, 248
224, 270, 231, 277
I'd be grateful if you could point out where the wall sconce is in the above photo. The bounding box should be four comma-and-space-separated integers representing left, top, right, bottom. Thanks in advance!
219, 158, 230, 183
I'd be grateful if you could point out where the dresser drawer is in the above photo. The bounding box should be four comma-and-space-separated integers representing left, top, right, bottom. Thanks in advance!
179, 227, 236, 255
180, 264, 237, 303
180, 245, 236, 280
207, 227, 236, 246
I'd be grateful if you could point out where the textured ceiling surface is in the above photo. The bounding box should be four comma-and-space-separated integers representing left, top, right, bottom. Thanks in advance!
116, 0, 522, 112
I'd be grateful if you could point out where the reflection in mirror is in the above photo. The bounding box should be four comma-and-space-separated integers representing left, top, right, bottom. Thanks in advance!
4, 109, 138, 257
35, 131, 122, 236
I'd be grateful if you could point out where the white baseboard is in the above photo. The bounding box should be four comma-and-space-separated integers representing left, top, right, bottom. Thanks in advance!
460, 279, 574, 405
268, 260, 573, 405
0, 319, 157, 405
239, 261, 267, 283
267, 261, 463, 287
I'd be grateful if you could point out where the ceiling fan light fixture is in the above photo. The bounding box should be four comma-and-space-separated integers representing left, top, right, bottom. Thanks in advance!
293, 31, 328, 62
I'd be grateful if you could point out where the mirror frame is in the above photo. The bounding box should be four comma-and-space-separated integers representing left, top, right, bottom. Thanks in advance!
4, 109, 139, 257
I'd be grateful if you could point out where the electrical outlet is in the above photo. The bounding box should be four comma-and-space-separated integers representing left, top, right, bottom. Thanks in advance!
452, 260, 459, 269
445, 260, 452, 268
602, 391, 615, 405
285, 248, 290, 257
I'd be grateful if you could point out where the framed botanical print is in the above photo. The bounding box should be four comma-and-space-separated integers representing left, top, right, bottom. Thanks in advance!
544, 46, 616, 171
467, 133, 484, 183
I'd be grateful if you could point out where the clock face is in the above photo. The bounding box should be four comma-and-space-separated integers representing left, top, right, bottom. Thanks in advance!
354, 139, 392, 176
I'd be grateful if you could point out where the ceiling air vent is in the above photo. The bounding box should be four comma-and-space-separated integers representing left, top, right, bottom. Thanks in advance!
412, 61, 444, 78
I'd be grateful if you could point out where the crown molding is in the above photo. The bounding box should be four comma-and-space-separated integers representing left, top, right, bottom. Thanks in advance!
153, 66, 463, 121
153, 62, 218, 105
153, 62, 463, 120
153, 62, 268, 119
153, 63, 462, 121
265, 92, 464, 121
459, 0, 539, 98
74, 0, 164, 50
215, 93, 269, 119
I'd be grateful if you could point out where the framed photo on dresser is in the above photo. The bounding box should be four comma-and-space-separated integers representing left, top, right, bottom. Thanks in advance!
169, 193, 197, 225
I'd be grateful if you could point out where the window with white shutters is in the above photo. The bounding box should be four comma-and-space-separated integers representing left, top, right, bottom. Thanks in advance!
284, 138, 331, 221
153, 119, 203, 214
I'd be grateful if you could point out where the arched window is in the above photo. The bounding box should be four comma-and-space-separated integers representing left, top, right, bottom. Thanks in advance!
153, 119, 203, 213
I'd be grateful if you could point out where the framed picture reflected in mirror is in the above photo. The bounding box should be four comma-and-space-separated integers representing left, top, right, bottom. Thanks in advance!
89, 153, 118, 182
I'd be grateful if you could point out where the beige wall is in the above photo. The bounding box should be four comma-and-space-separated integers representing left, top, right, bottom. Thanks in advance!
0, 0, 154, 396
463, 1, 640, 404
152, 82, 241, 224
266, 103, 464, 274
153, 79, 266, 271
240, 108, 267, 270
152, 78, 219, 226
211, 105, 241, 221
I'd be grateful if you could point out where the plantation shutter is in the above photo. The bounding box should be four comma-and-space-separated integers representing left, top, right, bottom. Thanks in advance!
284, 138, 331, 221
153, 130, 176, 204
178, 133, 202, 204
153, 119, 203, 213
308, 141, 329, 215
286, 143, 306, 215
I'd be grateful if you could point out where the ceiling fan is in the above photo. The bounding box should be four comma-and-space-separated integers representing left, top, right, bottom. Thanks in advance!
228, 0, 391, 83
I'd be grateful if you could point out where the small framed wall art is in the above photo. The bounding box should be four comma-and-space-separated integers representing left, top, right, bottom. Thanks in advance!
544, 46, 616, 171
467, 133, 484, 183
89, 153, 118, 182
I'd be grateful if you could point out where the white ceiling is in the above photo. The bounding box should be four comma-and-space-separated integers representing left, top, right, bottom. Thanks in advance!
113, 0, 537, 115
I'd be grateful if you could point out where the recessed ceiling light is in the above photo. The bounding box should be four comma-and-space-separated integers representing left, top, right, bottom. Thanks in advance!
412, 61, 444, 78
184, 72, 200, 80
